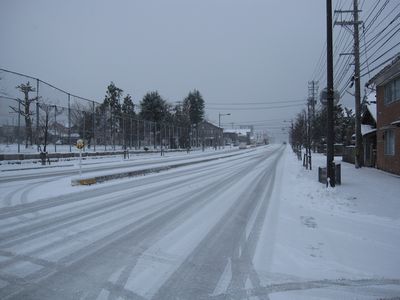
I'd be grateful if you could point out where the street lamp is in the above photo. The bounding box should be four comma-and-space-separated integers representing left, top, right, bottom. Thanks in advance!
218, 112, 231, 149
218, 112, 231, 128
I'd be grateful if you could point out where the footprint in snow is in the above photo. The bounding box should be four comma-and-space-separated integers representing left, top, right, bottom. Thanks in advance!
300, 216, 318, 229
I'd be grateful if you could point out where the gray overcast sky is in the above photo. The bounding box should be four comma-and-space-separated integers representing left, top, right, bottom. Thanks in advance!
3, 0, 388, 140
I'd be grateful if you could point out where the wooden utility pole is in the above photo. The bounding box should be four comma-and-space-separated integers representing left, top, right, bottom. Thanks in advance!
308, 80, 318, 152
335, 0, 363, 168
353, 0, 363, 168
326, 0, 335, 187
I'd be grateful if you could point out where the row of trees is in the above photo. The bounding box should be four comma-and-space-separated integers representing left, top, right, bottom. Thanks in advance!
290, 104, 355, 151
12, 81, 206, 151
91, 82, 205, 149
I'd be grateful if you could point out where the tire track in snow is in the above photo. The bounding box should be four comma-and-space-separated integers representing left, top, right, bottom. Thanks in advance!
0, 147, 281, 299
151, 147, 284, 300
0, 150, 259, 245
209, 278, 400, 299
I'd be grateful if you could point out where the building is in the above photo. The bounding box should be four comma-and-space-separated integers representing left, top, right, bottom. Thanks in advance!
367, 55, 400, 175
361, 94, 377, 167
223, 128, 251, 145
198, 121, 223, 148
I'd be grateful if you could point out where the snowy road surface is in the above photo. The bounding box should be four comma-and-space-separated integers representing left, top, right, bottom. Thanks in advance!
1, 145, 400, 299
0, 145, 286, 299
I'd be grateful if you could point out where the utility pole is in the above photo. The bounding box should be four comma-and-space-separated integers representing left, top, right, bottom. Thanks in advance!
326, 0, 335, 187
308, 80, 318, 152
335, 0, 363, 168
68, 94, 71, 152
307, 98, 312, 170
218, 112, 230, 149
36, 79, 39, 152
92, 101, 96, 152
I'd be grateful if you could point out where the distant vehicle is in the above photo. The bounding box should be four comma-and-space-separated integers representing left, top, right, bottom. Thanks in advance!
239, 143, 247, 149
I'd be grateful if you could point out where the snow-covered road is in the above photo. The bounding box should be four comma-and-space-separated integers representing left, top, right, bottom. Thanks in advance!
0, 145, 286, 299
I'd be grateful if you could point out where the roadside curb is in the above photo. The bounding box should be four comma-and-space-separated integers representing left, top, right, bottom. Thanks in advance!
70, 151, 249, 186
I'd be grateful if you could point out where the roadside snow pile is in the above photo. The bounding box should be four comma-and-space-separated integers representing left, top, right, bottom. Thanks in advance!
264, 147, 400, 298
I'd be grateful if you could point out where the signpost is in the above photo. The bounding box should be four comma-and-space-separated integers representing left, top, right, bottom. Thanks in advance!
319, 88, 340, 106
76, 139, 84, 177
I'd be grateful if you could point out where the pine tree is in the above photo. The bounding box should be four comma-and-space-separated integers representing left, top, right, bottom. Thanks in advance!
100, 82, 123, 149
140, 91, 167, 123
183, 89, 205, 125
121, 94, 135, 148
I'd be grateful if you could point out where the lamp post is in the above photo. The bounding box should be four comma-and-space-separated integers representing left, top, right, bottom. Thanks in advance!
218, 112, 231, 149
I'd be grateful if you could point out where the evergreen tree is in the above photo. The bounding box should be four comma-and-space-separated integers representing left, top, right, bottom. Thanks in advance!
140, 91, 168, 148
183, 89, 205, 125
122, 94, 135, 117
101, 82, 123, 116
121, 94, 136, 148
99, 82, 123, 148
140, 91, 167, 123
312, 104, 355, 146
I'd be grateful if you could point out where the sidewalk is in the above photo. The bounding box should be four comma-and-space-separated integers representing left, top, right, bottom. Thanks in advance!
266, 146, 400, 299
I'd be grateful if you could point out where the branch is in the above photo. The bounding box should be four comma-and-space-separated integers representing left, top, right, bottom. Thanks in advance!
9, 105, 33, 117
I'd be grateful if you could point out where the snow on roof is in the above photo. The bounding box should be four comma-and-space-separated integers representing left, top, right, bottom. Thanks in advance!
223, 128, 250, 136
361, 124, 376, 136
368, 53, 400, 86
391, 120, 400, 126
366, 93, 377, 122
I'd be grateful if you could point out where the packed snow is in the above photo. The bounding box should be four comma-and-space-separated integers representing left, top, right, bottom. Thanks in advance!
0, 144, 399, 299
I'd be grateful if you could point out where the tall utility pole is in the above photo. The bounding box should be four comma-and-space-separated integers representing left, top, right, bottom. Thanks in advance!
335, 0, 363, 168
308, 80, 318, 152
326, 0, 335, 187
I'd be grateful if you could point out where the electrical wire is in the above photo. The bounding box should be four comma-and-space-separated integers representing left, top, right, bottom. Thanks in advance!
206, 102, 305, 111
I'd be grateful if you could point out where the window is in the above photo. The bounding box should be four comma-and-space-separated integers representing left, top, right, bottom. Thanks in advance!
384, 129, 395, 155
384, 77, 400, 105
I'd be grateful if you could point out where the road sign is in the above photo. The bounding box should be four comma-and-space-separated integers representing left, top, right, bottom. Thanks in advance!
319, 88, 340, 105
76, 139, 84, 149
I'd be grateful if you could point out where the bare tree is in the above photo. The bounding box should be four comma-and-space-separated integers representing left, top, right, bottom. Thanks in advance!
11, 82, 37, 148
70, 102, 94, 147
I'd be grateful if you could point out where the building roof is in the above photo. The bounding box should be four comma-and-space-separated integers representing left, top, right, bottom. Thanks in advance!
367, 53, 400, 86
361, 124, 376, 136
365, 92, 377, 122
200, 120, 222, 130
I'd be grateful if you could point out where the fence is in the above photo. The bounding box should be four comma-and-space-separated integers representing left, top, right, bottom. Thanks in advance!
0, 68, 218, 154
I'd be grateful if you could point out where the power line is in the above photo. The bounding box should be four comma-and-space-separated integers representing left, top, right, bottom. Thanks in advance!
361, 40, 400, 74
221, 119, 289, 125
360, 52, 400, 78
363, 0, 390, 35
361, 25, 400, 64
206, 103, 305, 111
362, 10, 400, 51
206, 99, 305, 105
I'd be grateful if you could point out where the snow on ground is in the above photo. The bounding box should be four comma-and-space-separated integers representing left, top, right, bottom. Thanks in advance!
0, 145, 236, 170
0, 146, 258, 207
265, 147, 400, 299
0, 144, 399, 299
